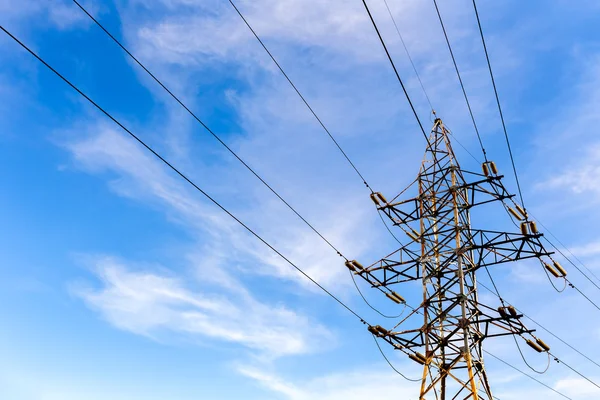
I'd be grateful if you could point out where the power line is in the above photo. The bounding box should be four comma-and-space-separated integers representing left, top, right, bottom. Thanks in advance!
512, 334, 551, 375
539, 236, 600, 312
471, 0, 526, 210
543, 235, 600, 293
349, 270, 406, 319
376, 207, 405, 245
445, 128, 484, 165
2, 27, 441, 388
401, 301, 571, 398
0, 24, 368, 326
449, 125, 600, 311
381, 0, 434, 112
477, 282, 600, 368
566, 278, 600, 313
360, 0, 430, 143
374, 1, 599, 390
371, 334, 421, 382
483, 351, 573, 400
524, 313, 600, 371
449, 113, 600, 364
478, 255, 552, 375
433, 0, 487, 161
74, 0, 419, 321
480, 265, 600, 380
224, 0, 426, 260
225, 2, 600, 390
539, 222, 600, 286
375, 0, 600, 344
431, 0, 488, 162
224, 0, 372, 191
72, 0, 405, 320
71, 0, 351, 261
8, 7, 594, 397
549, 351, 600, 391
221, 0, 431, 315
548, 236, 600, 286
457, 0, 600, 301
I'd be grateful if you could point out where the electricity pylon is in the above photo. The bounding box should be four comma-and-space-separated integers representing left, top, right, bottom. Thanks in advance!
347, 118, 566, 399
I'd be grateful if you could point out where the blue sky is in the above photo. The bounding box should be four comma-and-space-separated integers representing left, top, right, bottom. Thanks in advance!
2, 0, 600, 399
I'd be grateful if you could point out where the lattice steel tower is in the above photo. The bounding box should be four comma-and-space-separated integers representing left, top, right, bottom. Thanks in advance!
348, 118, 564, 399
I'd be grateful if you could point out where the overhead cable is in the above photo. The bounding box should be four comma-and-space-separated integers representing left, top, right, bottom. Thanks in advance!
402, 301, 573, 398
483, 350, 573, 400
431, 0, 488, 162
360, 0, 430, 143
566, 278, 600, 313
223, 0, 421, 259
0, 24, 368, 326
481, 266, 598, 382
441, 3, 600, 296
224, 0, 373, 191
478, 281, 600, 371
471, 0, 526, 209
539, 227, 600, 286
549, 351, 600, 391
371, 334, 421, 382
381, 0, 434, 112
543, 235, 600, 293
478, 255, 551, 375
70, 0, 358, 263
350, 270, 407, 319
449, 131, 600, 300
72, 0, 408, 319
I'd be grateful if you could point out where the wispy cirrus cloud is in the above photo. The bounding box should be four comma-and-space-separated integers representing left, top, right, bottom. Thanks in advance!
554, 376, 600, 398
543, 144, 600, 197
0, 0, 98, 30
236, 365, 417, 400
532, 55, 600, 230
73, 256, 333, 358
133, 0, 409, 65
235, 361, 581, 400
61, 121, 358, 360
568, 240, 600, 258
62, 123, 376, 290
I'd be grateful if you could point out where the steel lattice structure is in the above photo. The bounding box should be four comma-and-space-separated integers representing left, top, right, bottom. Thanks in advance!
347, 118, 565, 399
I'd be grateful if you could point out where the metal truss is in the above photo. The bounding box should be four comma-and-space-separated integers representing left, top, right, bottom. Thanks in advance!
351, 119, 561, 399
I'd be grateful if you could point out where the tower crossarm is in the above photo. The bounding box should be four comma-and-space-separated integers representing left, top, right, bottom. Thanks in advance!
351, 226, 554, 290
376, 174, 515, 228
353, 245, 422, 285
466, 229, 553, 269
369, 300, 537, 354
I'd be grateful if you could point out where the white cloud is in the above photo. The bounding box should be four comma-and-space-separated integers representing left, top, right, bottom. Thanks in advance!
65, 125, 228, 232
74, 256, 333, 358
237, 365, 417, 400
554, 377, 600, 398
544, 144, 600, 197
508, 259, 550, 286
62, 123, 377, 291
568, 240, 600, 258
236, 361, 571, 400
133, 0, 417, 66
533, 55, 600, 208
0, 0, 97, 30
